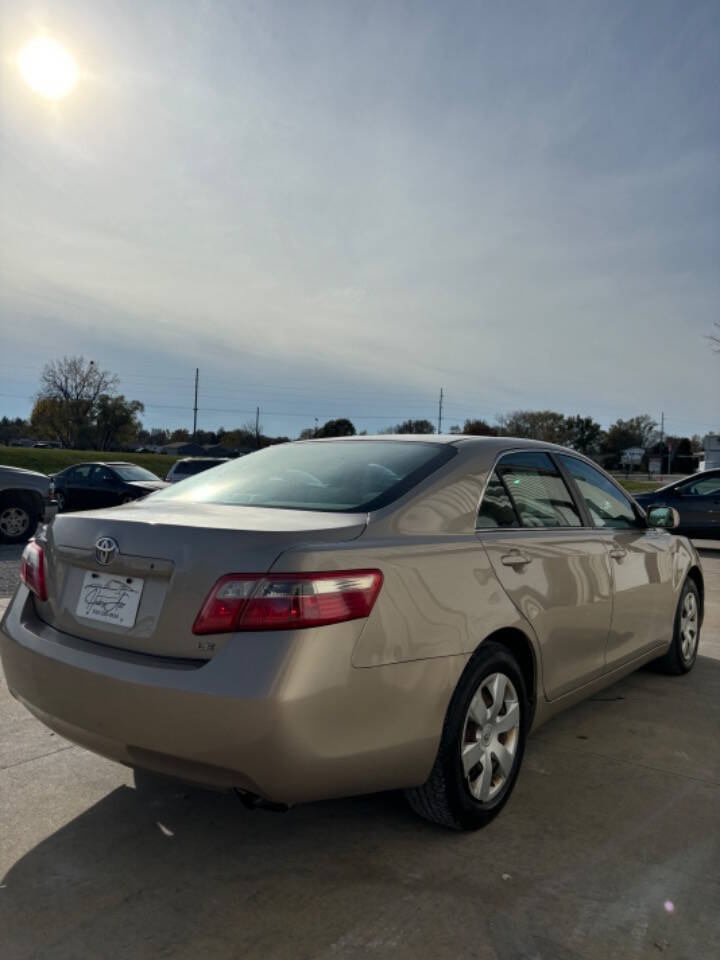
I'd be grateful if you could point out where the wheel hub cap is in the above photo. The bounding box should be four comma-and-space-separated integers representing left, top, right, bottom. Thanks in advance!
461, 672, 521, 804
680, 592, 698, 661
0, 507, 30, 537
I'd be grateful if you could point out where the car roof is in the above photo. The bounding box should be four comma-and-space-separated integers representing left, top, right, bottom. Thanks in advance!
64, 461, 135, 468
305, 434, 576, 453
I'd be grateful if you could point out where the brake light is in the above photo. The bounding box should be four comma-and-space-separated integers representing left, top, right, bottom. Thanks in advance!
193, 570, 383, 635
21, 540, 47, 602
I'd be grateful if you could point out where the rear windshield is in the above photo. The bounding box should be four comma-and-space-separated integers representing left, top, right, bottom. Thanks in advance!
152, 441, 455, 512
173, 460, 222, 476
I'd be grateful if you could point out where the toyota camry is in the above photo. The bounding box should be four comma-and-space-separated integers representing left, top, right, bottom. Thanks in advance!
0, 437, 703, 829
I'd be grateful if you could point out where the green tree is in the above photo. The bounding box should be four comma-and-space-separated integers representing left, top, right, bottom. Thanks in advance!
462, 418, 497, 436
603, 415, 657, 456
94, 394, 145, 450
0, 416, 31, 446
393, 419, 435, 434
496, 410, 569, 444
565, 415, 604, 454
316, 418, 356, 437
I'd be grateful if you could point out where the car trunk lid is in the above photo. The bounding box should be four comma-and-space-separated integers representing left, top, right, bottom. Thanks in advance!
35, 501, 366, 659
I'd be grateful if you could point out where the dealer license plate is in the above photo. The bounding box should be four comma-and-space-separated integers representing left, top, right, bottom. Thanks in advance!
76, 570, 144, 628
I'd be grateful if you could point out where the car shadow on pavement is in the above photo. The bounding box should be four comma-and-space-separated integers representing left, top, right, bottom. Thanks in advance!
3, 657, 720, 960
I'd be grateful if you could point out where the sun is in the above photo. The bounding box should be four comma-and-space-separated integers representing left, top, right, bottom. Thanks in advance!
17, 36, 79, 100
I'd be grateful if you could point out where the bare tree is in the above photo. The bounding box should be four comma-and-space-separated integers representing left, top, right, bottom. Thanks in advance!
35, 356, 119, 448
708, 321, 720, 352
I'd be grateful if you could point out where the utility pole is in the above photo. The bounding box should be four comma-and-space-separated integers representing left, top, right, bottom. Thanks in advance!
438, 387, 444, 435
255, 406, 260, 448
660, 411, 666, 472
192, 368, 199, 439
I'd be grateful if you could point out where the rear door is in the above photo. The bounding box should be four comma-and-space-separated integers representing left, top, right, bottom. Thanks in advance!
62, 464, 95, 510
89, 466, 123, 508
477, 451, 613, 701
556, 455, 674, 667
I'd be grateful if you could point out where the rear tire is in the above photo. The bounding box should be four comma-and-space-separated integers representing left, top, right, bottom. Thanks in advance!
654, 578, 700, 675
405, 642, 528, 830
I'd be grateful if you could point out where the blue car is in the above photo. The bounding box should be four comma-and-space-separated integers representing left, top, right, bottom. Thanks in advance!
634, 468, 720, 540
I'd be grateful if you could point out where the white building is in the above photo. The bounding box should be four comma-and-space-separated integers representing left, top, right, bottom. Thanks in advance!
702, 433, 720, 470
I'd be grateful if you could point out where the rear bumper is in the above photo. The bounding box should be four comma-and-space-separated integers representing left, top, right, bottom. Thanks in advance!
0, 587, 464, 804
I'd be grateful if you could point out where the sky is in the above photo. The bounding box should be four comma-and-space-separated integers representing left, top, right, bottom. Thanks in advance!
1, 0, 718, 440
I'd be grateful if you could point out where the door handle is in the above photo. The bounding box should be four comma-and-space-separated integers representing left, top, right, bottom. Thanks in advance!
500, 551, 532, 567
608, 546, 627, 561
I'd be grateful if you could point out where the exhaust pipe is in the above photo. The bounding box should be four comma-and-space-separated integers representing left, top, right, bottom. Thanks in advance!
234, 788, 290, 813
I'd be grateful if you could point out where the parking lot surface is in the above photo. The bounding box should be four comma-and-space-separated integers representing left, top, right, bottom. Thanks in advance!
0, 544, 22, 599
1, 551, 719, 960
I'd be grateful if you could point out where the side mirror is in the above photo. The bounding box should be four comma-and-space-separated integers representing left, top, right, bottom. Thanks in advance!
647, 505, 679, 530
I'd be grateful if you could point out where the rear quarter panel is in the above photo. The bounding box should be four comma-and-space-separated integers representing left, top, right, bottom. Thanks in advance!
270, 536, 537, 669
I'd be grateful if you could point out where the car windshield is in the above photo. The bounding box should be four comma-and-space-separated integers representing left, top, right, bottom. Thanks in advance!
112, 465, 160, 482
152, 441, 455, 512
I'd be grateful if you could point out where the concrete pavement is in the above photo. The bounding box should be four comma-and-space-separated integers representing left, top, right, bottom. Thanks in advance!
1, 554, 719, 959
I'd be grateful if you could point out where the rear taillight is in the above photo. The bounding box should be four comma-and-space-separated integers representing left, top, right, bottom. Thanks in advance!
193, 570, 383, 635
21, 540, 47, 602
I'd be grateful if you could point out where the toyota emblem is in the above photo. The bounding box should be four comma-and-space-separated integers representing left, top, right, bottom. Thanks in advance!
95, 536, 119, 565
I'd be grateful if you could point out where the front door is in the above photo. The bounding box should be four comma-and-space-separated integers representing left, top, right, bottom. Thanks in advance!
672, 473, 720, 538
476, 452, 613, 701
89, 465, 122, 508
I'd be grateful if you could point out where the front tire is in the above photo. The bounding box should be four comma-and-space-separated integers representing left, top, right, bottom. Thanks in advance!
405, 642, 528, 830
0, 498, 38, 544
654, 578, 701, 675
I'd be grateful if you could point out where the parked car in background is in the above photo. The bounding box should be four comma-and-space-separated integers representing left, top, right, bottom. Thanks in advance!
0, 465, 57, 543
51, 462, 168, 512
1, 437, 703, 830
165, 457, 229, 483
634, 468, 720, 539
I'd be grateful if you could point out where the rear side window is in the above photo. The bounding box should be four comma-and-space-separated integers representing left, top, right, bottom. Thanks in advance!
491, 452, 582, 528
558, 455, 638, 528
476, 472, 520, 529
66, 465, 92, 481
153, 441, 456, 512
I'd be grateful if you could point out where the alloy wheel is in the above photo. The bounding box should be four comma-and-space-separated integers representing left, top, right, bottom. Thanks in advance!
0, 506, 30, 538
461, 672, 521, 803
680, 591, 699, 662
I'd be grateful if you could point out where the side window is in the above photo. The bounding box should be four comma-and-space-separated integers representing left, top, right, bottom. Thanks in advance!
496, 452, 581, 528
67, 465, 92, 482
476, 472, 520, 529
558, 455, 638, 529
91, 467, 115, 485
678, 476, 720, 497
